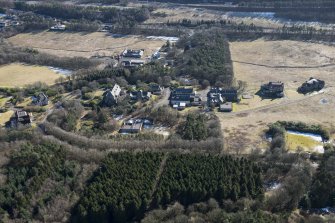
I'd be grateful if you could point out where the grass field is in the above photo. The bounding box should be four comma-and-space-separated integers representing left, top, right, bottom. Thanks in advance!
219, 39, 335, 154
0, 97, 10, 107
0, 111, 13, 127
8, 31, 166, 58
0, 63, 64, 87
286, 133, 322, 153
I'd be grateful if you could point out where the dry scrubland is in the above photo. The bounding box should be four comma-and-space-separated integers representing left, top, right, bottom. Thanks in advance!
0, 63, 64, 87
148, 7, 285, 28
8, 31, 166, 58
219, 39, 335, 153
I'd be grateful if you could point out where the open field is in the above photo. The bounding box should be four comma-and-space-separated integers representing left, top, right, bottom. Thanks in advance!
219, 39, 335, 154
0, 63, 64, 87
0, 111, 13, 127
148, 7, 315, 29
286, 133, 322, 153
8, 31, 166, 58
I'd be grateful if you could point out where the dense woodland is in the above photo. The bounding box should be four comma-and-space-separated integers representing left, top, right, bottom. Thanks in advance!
306, 149, 335, 209
73, 152, 263, 222
176, 30, 234, 86
72, 152, 163, 222
0, 142, 79, 221
154, 154, 263, 206
15, 2, 150, 25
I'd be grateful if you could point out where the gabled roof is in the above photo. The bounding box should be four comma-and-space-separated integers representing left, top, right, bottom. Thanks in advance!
173, 88, 193, 94
221, 89, 237, 94
170, 94, 191, 101
111, 84, 121, 97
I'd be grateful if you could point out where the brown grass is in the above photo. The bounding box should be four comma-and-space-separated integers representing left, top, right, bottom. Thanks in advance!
0, 63, 64, 87
8, 31, 166, 58
219, 39, 335, 154
0, 110, 14, 127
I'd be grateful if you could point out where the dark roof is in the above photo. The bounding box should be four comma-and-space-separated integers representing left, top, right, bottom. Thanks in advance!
170, 94, 192, 101
221, 89, 237, 94
150, 84, 162, 91
173, 88, 193, 94
119, 122, 142, 133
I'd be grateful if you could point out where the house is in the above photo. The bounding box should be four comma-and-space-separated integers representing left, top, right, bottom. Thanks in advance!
150, 84, 163, 95
0, 21, 9, 29
32, 92, 48, 106
50, 24, 66, 31
219, 102, 233, 112
172, 88, 194, 95
170, 94, 192, 107
152, 51, 160, 60
121, 59, 145, 68
298, 77, 325, 94
122, 49, 144, 58
207, 88, 224, 107
8, 110, 32, 128
119, 119, 143, 134
260, 82, 284, 98
191, 95, 202, 106
169, 88, 201, 109
221, 89, 238, 102
130, 90, 151, 101
102, 84, 122, 106
207, 87, 238, 107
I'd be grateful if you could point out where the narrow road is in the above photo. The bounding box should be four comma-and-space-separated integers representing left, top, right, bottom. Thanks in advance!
153, 87, 170, 110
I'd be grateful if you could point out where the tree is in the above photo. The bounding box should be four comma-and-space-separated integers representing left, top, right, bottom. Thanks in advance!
181, 114, 208, 141
201, 80, 210, 89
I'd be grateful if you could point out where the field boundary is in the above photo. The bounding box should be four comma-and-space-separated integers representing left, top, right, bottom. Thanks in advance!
233, 60, 335, 69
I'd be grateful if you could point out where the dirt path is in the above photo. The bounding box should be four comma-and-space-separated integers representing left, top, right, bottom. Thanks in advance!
153, 88, 170, 110
224, 88, 329, 117
26, 39, 151, 54
233, 60, 335, 69
146, 153, 168, 210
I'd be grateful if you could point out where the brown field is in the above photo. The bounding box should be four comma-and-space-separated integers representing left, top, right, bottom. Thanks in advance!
148, 7, 285, 28
0, 63, 64, 87
0, 110, 13, 127
8, 31, 166, 58
218, 39, 335, 154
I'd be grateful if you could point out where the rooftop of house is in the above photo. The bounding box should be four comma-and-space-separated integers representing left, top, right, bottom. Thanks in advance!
122, 49, 144, 57
16, 110, 28, 118
130, 90, 151, 98
172, 88, 194, 95
306, 77, 324, 85
267, 81, 284, 86
170, 94, 192, 102
111, 84, 121, 96
220, 102, 233, 110
221, 89, 238, 94
150, 84, 163, 91
119, 122, 143, 133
